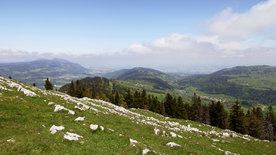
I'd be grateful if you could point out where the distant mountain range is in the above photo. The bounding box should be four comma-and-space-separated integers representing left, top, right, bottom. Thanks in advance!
1, 58, 276, 105
179, 65, 276, 105
0, 58, 93, 88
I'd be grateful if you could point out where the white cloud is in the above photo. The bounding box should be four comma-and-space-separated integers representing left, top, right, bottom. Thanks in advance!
208, 0, 276, 37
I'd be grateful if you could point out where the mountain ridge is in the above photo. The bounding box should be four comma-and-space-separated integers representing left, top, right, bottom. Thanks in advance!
179, 65, 276, 105
104, 67, 175, 90
0, 58, 92, 88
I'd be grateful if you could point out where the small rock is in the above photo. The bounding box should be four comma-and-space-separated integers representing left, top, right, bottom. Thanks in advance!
7, 138, 15, 142
50, 125, 64, 134
142, 148, 150, 155
129, 138, 138, 147
75, 117, 85, 121
90, 124, 98, 130
170, 132, 177, 137
154, 128, 160, 135
100, 126, 104, 131
64, 132, 83, 141
166, 142, 181, 147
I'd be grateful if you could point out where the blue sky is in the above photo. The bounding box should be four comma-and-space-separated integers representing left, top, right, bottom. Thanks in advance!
0, 0, 276, 72
0, 0, 263, 53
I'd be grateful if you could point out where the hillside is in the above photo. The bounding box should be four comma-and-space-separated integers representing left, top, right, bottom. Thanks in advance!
1, 76, 276, 154
0, 59, 93, 88
179, 65, 276, 105
59, 76, 127, 99
105, 67, 175, 90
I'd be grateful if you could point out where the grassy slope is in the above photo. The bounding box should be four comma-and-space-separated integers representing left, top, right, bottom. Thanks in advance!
0, 77, 275, 154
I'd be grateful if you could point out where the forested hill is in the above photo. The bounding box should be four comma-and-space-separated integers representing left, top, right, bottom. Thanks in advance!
0, 59, 92, 88
59, 77, 127, 101
104, 67, 175, 90
179, 65, 276, 105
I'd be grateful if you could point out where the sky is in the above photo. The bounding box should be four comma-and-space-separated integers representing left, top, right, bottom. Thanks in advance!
1, 0, 276, 72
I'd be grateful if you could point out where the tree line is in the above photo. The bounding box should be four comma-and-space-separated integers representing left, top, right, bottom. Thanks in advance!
61, 78, 275, 141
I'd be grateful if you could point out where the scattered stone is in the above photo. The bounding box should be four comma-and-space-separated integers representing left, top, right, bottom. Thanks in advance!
90, 124, 98, 130
212, 139, 220, 142
170, 132, 177, 137
100, 126, 104, 131
75, 117, 85, 121
64, 132, 83, 141
231, 133, 238, 138
222, 132, 230, 137
162, 130, 167, 137
129, 138, 138, 147
48, 102, 55, 105
54, 105, 75, 115
177, 135, 183, 138
7, 138, 15, 142
0, 85, 7, 91
166, 142, 181, 147
242, 136, 250, 141
50, 125, 64, 134
154, 128, 160, 135
17, 86, 38, 97
142, 148, 150, 155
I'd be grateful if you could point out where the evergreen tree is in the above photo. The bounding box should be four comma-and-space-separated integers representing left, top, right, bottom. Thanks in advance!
256, 107, 264, 122
132, 90, 144, 109
141, 89, 148, 109
32, 83, 36, 87
189, 93, 202, 122
209, 101, 228, 128
245, 107, 263, 138
164, 93, 174, 116
82, 88, 92, 98
229, 101, 245, 133
201, 105, 210, 125
75, 80, 83, 98
264, 105, 275, 141
124, 89, 133, 108
44, 77, 53, 90
113, 91, 127, 108
68, 80, 75, 96
95, 92, 109, 101
114, 91, 120, 105
176, 96, 188, 120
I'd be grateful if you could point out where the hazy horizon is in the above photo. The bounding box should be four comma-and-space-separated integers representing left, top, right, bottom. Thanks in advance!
1, 0, 276, 72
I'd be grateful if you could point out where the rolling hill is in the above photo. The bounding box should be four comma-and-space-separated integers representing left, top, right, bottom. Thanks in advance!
1, 76, 275, 154
0, 59, 93, 88
105, 67, 175, 90
179, 65, 276, 105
